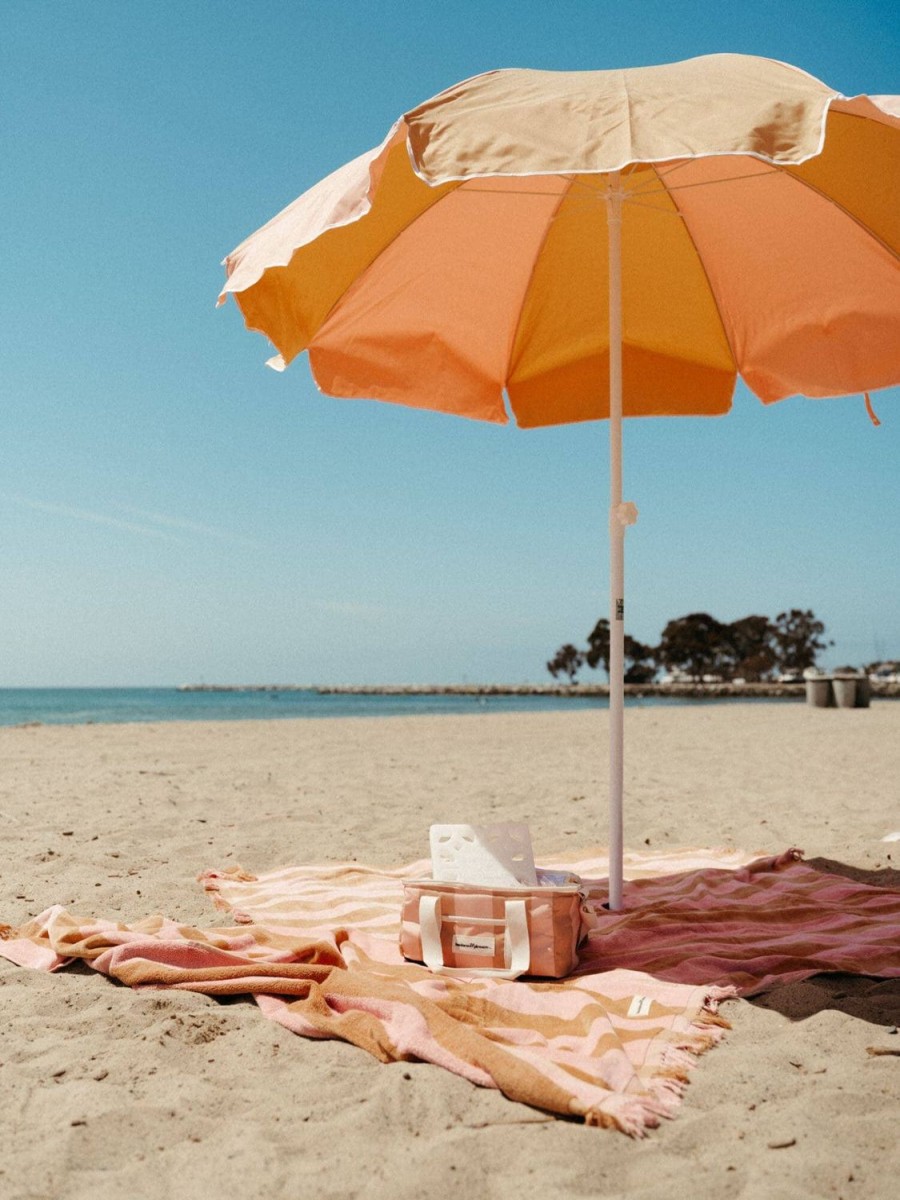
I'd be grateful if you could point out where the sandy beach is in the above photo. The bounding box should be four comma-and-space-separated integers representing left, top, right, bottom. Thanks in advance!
2, 702, 898, 1199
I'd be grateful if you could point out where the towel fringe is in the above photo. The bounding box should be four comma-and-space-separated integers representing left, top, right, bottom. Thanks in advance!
581, 986, 738, 1135
198, 866, 260, 917
198, 866, 258, 887
695, 1010, 732, 1031
581, 1094, 671, 1137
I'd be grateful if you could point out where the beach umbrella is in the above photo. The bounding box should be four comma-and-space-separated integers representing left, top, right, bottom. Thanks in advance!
219, 54, 900, 910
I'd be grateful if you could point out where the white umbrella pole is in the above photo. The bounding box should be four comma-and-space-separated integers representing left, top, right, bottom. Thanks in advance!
607, 174, 625, 911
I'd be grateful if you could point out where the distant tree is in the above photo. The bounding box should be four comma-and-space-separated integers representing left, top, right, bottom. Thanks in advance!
657, 612, 730, 680
552, 607, 831, 685
771, 609, 832, 673
725, 614, 777, 681
624, 635, 657, 683
583, 619, 656, 681
585, 618, 610, 673
546, 643, 584, 683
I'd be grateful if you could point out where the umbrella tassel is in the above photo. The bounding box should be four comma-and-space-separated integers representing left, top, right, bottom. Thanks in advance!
864, 392, 881, 427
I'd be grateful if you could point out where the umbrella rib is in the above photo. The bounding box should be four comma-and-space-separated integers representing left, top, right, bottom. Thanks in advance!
766, 161, 900, 262
625, 158, 695, 190
627, 167, 780, 197
630, 164, 898, 262
649, 159, 694, 179
563, 174, 608, 195
649, 162, 741, 387
647, 154, 899, 397
753, 160, 900, 397
623, 199, 685, 217
459, 187, 602, 201
298, 179, 467, 353
462, 174, 609, 200
503, 177, 579, 401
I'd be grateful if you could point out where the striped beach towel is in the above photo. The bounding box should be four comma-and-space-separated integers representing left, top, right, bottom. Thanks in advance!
1, 848, 746, 1135
4, 848, 897, 1134
197, 845, 900, 995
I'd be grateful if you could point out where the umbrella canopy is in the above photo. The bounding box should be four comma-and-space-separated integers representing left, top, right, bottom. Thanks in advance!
220, 54, 899, 424
220, 53, 900, 909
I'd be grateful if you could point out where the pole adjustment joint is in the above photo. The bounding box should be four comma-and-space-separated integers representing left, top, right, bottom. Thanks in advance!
611, 501, 639, 528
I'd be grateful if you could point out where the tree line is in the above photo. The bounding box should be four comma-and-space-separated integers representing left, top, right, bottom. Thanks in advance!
547, 609, 832, 684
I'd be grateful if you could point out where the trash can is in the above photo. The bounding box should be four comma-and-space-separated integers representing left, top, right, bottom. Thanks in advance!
855, 675, 872, 708
805, 676, 833, 707
832, 675, 858, 708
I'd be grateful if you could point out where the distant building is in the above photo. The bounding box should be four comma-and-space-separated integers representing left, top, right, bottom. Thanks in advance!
868, 660, 900, 682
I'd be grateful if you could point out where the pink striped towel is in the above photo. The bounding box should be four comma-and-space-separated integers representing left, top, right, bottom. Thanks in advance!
2, 848, 897, 1134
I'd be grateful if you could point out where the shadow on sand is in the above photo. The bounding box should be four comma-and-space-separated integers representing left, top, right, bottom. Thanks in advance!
748, 856, 900, 1028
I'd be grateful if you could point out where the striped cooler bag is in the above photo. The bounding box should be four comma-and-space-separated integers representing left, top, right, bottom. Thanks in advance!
400, 875, 588, 979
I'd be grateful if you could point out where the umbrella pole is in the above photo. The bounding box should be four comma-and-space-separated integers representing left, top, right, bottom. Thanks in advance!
607, 174, 624, 911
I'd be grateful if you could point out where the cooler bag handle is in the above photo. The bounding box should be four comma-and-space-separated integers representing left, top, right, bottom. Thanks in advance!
419, 894, 530, 979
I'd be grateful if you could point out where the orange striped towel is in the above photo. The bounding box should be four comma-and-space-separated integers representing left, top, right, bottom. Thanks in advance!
7, 846, 896, 1132
1, 848, 748, 1135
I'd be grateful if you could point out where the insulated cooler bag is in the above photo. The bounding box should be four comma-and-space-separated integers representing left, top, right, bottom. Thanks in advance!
400, 878, 587, 979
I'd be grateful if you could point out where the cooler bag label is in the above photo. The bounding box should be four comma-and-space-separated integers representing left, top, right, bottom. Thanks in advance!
451, 933, 496, 956
627, 995, 653, 1017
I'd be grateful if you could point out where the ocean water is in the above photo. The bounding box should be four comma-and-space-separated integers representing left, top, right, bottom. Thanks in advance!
0, 687, 799, 728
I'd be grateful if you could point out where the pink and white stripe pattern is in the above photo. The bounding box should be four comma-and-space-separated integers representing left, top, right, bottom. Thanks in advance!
4, 847, 897, 1134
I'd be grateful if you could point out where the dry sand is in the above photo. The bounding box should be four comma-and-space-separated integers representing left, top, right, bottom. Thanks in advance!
1, 703, 898, 1200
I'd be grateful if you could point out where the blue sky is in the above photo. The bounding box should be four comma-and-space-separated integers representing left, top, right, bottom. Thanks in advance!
1, 1, 897, 686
